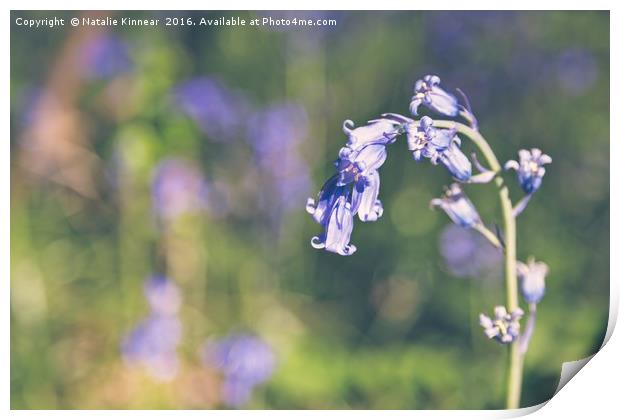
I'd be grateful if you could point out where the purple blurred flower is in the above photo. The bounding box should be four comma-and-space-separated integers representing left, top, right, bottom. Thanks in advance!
439, 224, 502, 278
79, 34, 132, 80
555, 48, 598, 96
173, 77, 249, 141
144, 275, 182, 315
151, 158, 210, 222
203, 334, 276, 408
121, 314, 182, 381
517, 258, 549, 304
247, 103, 311, 213
121, 276, 183, 381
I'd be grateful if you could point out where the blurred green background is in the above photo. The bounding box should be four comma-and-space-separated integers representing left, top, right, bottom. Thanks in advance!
10, 10, 609, 409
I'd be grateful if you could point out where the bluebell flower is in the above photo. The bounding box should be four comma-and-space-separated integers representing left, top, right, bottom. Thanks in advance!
517, 258, 549, 304
203, 334, 276, 408
406, 116, 472, 181
479, 306, 524, 344
342, 118, 403, 150
504, 148, 552, 194
431, 183, 481, 228
310, 194, 357, 256
410, 75, 459, 117
306, 175, 348, 227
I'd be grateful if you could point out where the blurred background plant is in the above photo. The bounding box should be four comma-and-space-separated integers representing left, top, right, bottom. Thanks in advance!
10, 10, 609, 409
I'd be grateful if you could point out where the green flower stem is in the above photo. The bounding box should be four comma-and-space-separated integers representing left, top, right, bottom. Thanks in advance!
432, 120, 522, 409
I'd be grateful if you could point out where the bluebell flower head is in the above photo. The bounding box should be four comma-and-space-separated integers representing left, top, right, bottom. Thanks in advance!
517, 258, 549, 304
431, 183, 481, 228
410, 75, 459, 117
203, 334, 276, 408
121, 313, 182, 381
342, 118, 403, 150
144, 275, 182, 316
505, 148, 552, 194
406, 117, 472, 181
479, 306, 524, 344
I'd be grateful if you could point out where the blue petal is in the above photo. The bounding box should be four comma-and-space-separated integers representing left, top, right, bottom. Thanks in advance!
324, 197, 356, 256
352, 170, 382, 222
440, 143, 472, 182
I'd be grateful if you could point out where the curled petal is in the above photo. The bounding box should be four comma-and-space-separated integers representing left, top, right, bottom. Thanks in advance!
540, 154, 553, 165
310, 235, 326, 249
409, 95, 424, 116
504, 160, 520, 171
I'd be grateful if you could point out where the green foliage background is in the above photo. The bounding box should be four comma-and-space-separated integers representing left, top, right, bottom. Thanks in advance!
10, 11, 609, 409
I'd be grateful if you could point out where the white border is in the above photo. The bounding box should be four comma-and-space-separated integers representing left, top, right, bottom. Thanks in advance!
3, 2, 617, 419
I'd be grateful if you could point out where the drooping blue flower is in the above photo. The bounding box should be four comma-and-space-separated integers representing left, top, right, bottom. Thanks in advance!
406, 116, 472, 181
517, 258, 549, 304
203, 334, 276, 408
479, 306, 524, 344
430, 183, 481, 228
310, 194, 357, 256
306, 174, 348, 227
342, 118, 403, 150
504, 148, 552, 194
410, 75, 459, 117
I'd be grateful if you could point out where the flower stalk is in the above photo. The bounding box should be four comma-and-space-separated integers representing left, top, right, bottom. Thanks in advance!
432, 119, 522, 409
